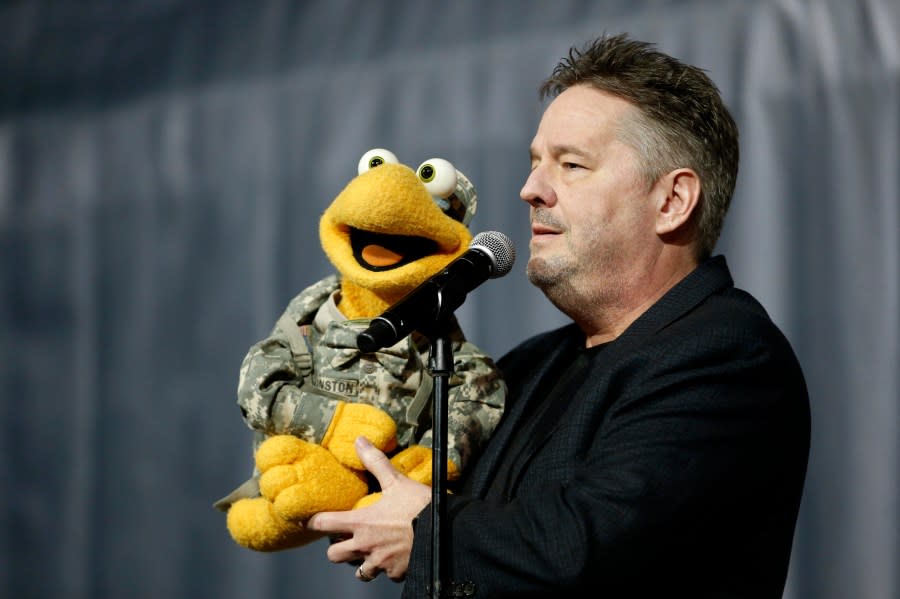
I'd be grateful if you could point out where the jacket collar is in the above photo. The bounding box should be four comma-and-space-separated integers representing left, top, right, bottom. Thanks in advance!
615, 255, 733, 340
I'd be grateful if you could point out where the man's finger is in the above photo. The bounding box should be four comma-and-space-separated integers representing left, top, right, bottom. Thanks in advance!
355, 436, 402, 487
325, 536, 364, 564
307, 510, 353, 534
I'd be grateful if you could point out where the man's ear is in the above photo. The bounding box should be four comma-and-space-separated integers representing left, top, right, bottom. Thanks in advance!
655, 168, 701, 235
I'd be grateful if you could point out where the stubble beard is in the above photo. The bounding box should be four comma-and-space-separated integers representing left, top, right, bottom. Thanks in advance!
527, 230, 620, 320
526, 242, 586, 317
527, 208, 578, 306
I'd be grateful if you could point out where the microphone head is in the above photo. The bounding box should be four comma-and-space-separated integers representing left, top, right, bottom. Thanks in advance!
470, 231, 516, 278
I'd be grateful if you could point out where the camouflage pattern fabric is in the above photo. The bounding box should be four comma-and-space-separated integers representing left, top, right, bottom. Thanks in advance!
237, 274, 505, 471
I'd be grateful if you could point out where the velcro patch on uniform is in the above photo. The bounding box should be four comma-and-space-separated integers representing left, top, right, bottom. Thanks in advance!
311, 374, 359, 397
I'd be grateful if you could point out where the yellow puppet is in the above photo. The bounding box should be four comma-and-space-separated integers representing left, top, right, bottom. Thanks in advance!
216, 149, 506, 551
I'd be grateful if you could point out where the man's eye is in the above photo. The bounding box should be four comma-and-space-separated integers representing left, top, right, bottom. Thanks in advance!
563, 162, 583, 170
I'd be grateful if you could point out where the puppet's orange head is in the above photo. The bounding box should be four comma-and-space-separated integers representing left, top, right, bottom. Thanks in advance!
319, 149, 477, 318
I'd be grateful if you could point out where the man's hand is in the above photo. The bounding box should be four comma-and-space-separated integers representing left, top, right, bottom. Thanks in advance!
307, 436, 431, 582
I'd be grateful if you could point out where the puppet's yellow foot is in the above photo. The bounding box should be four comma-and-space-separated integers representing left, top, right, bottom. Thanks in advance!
226, 497, 321, 552
255, 435, 312, 472
256, 435, 369, 522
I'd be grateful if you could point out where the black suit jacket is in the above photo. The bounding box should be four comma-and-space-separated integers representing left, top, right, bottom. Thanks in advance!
403, 256, 810, 598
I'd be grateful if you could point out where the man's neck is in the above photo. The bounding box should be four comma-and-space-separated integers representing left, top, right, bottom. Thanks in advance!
580, 253, 699, 348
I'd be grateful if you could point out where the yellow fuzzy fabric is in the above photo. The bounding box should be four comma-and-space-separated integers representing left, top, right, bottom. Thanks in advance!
256, 435, 369, 522
321, 402, 399, 470
226, 435, 370, 550
390, 444, 460, 485
320, 163, 472, 310
226, 497, 318, 552
336, 280, 393, 321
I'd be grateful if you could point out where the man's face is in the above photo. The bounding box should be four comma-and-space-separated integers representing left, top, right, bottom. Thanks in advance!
521, 85, 659, 309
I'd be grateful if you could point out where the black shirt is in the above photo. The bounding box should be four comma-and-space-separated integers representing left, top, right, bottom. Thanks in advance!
485, 333, 608, 501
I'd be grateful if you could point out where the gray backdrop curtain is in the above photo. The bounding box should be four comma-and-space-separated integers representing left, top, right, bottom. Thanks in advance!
2, 1, 898, 597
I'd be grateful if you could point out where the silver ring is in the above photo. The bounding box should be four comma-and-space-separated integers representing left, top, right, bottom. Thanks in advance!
357, 565, 376, 582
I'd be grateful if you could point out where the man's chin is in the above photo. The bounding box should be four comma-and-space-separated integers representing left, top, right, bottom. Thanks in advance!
528, 265, 582, 317
526, 258, 559, 289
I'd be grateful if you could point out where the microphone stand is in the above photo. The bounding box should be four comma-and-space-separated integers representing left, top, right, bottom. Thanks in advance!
422, 317, 453, 599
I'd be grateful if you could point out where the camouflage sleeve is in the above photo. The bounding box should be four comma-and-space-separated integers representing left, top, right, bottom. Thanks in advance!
236, 336, 340, 443
236, 276, 342, 444
417, 330, 506, 472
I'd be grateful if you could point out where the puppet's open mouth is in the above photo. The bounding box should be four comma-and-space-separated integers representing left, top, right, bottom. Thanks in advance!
350, 228, 439, 271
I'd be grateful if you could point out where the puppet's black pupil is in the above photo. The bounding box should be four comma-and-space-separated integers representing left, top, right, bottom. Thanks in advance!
370, 157, 384, 168
420, 165, 434, 180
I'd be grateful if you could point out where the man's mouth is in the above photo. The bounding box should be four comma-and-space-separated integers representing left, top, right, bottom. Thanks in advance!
350, 228, 438, 271
530, 209, 564, 237
531, 223, 562, 236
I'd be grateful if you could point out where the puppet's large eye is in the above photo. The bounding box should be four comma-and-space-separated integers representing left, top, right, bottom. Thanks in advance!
416, 158, 457, 198
358, 148, 399, 175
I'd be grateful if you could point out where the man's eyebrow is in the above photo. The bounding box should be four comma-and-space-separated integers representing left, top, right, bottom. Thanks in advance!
553, 144, 592, 159
529, 144, 592, 161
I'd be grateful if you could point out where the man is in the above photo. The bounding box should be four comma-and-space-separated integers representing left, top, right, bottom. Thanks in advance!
308, 33, 810, 598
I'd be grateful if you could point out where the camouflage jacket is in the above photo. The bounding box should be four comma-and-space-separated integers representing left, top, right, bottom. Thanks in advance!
237, 274, 506, 471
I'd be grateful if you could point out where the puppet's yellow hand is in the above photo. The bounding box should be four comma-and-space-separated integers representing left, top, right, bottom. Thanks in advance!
321, 402, 398, 470
389, 444, 460, 485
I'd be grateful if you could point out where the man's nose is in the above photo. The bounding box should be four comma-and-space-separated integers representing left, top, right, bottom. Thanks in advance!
520, 166, 556, 206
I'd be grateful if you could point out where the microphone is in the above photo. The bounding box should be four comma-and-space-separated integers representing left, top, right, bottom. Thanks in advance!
356, 231, 515, 353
